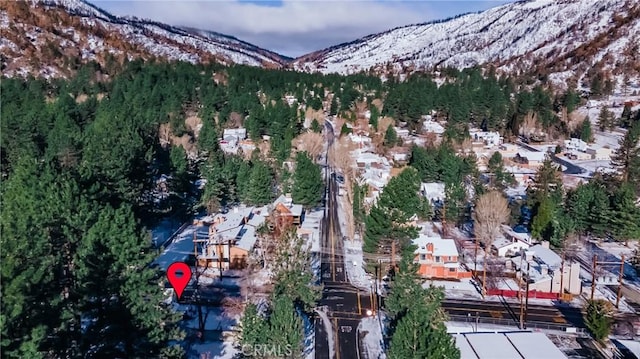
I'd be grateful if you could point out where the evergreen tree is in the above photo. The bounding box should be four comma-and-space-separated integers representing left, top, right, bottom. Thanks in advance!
340, 123, 352, 136
364, 167, 422, 253
310, 118, 322, 133
610, 125, 640, 183
487, 151, 515, 190
238, 303, 267, 348
268, 297, 304, 354
369, 105, 380, 131
246, 160, 274, 206
292, 151, 323, 207
579, 119, 593, 142
610, 183, 640, 244
597, 106, 613, 132
384, 125, 398, 147
386, 255, 460, 359
619, 104, 633, 128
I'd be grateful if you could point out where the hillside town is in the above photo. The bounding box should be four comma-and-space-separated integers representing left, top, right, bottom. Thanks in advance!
3, 0, 640, 359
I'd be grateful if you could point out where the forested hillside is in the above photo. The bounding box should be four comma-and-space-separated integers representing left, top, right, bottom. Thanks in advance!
2, 57, 639, 357
0, 60, 381, 358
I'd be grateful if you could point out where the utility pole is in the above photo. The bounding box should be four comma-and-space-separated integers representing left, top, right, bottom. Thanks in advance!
559, 251, 565, 301
616, 255, 625, 309
523, 262, 530, 329
591, 254, 597, 301
519, 256, 524, 329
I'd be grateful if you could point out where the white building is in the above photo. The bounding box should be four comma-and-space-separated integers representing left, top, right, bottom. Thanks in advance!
423, 119, 445, 134
564, 138, 588, 152
492, 225, 533, 257
470, 129, 503, 147
508, 242, 581, 295
220, 128, 247, 154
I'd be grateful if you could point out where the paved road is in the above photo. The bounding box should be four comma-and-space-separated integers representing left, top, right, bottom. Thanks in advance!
442, 299, 585, 328
515, 140, 586, 175
315, 121, 374, 359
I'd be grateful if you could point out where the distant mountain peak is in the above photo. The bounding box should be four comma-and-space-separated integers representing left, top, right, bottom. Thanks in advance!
2, 0, 288, 78
292, 0, 640, 90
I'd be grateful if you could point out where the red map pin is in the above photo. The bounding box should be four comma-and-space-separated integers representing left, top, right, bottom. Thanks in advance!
167, 262, 192, 300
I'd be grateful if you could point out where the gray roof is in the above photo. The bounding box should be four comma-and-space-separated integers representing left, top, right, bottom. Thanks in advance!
455, 332, 567, 359
529, 244, 562, 268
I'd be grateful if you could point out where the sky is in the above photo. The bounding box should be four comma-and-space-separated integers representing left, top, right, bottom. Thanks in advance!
91, 0, 516, 58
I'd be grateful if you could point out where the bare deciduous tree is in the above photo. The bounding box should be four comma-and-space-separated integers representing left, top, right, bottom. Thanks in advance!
472, 190, 510, 297
292, 131, 324, 162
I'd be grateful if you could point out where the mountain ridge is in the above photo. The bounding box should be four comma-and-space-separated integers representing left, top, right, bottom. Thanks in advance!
0, 0, 289, 78
2, 0, 639, 89
292, 0, 640, 91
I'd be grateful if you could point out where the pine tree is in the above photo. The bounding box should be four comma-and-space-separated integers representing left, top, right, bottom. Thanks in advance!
610, 183, 640, 244
310, 118, 322, 133
292, 151, 323, 207
246, 160, 274, 206
268, 297, 304, 354
238, 303, 267, 348
364, 167, 421, 253
579, 119, 593, 142
384, 125, 398, 147
610, 125, 640, 183
597, 106, 613, 132
386, 255, 460, 359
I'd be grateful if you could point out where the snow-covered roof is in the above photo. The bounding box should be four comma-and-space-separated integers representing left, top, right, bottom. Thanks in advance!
455, 332, 566, 359
273, 195, 304, 216
236, 225, 257, 252
420, 182, 445, 202
528, 244, 562, 269
413, 235, 458, 257
517, 151, 547, 162
213, 207, 253, 234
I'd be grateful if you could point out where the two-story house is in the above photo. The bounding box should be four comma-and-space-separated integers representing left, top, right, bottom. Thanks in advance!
413, 235, 471, 279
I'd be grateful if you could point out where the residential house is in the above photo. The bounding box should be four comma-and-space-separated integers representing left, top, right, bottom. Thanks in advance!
349, 133, 372, 148
220, 128, 248, 154
564, 138, 588, 153
423, 119, 445, 134
273, 194, 304, 227
498, 143, 519, 158
508, 242, 581, 295
515, 151, 547, 167
492, 225, 533, 257
394, 127, 411, 141
470, 129, 502, 148
413, 235, 472, 279
194, 206, 263, 270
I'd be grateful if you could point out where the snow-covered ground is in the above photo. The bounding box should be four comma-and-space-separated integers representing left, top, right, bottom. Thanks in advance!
336, 194, 374, 292
186, 339, 238, 359
358, 315, 387, 359
151, 217, 187, 248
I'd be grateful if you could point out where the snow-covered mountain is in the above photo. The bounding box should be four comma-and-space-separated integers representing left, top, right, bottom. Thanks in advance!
0, 0, 289, 78
293, 0, 640, 86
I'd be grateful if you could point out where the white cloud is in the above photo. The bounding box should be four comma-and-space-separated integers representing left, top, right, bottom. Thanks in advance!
94, 0, 432, 56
